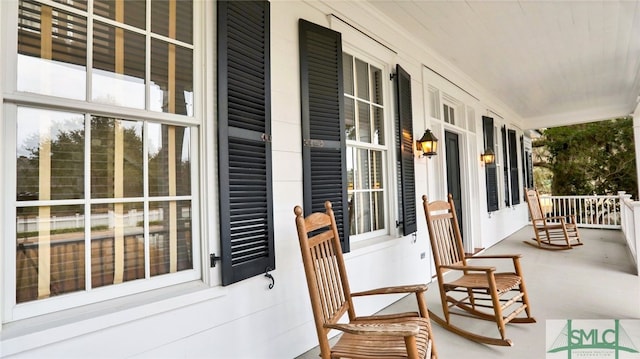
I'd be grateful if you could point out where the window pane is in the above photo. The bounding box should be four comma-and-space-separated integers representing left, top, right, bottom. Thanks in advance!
346, 147, 355, 191
345, 98, 355, 141
17, 0, 87, 100
151, 0, 193, 44
343, 54, 354, 96
371, 150, 384, 190
175, 45, 194, 116
91, 117, 144, 198
357, 100, 371, 143
358, 148, 370, 189
370, 65, 383, 105
449, 106, 455, 125
150, 200, 193, 276
91, 202, 145, 288
355, 58, 369, 100
148, 124, 191, 196
94, 0, 146, 29
372, 191, 384, 231
443, 104, 450, 123
151, 39, 194, 115
16, 205, 86, 303
373, 106, 384, 145
148, 124, 192, 197
17, 108, 85, 201
92, 22, 146, 109
348, 193, 355, 235
354, 192, 371, 234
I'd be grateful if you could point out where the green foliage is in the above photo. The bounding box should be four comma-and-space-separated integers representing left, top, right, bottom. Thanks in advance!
533, 166, 553, 194
535, 117, 637, 198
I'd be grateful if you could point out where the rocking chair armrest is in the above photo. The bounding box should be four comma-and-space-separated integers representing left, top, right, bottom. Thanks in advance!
469, 254, 523, 271
440, 264, 495, 272
324, 322, 420, 337
351, 284, 428, 297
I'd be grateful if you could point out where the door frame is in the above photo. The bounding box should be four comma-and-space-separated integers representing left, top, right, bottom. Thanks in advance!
444, 130, 463, 239
442, 125, 474, 254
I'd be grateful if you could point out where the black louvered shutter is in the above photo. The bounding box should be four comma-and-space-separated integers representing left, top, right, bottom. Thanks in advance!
520, 135, 528, 189
218, 1, 274, 285
483, 116, 499, 212
508, 129, 520, 205
395, 65, 417, 235
299, 19, 349, 252
527, 152, 534, 189
501, 125, 510, 207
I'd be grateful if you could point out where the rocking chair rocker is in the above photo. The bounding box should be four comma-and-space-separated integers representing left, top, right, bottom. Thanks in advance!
294, 201, 436, 358
422, 194, 536, 346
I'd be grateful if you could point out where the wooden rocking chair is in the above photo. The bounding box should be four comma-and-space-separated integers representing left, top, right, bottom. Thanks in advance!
294, 201, 436, 359
524, 188, 582, 250
422, 194, 535, 346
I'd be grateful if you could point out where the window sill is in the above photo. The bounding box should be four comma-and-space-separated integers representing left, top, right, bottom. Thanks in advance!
348, 234, 404, 256
1, 281, 226, 356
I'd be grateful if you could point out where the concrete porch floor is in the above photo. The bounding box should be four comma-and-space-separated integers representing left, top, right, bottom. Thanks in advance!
296, 226, 640, 358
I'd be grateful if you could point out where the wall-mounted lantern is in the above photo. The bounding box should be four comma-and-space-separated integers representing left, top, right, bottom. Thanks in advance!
416, 129, 438, 158
480, 147, 495, 165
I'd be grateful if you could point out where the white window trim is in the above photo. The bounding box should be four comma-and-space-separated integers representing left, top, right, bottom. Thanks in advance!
330, 15, 403, 244
423, 69, 485, 254
342, 48, 399, 244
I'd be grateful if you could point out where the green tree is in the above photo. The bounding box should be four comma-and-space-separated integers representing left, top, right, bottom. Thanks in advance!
534, 117, 637, 198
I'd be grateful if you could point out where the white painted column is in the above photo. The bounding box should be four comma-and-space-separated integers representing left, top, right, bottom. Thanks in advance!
633, 102, 640, 201
633, 202, 640, 275
631, 102, 640, 275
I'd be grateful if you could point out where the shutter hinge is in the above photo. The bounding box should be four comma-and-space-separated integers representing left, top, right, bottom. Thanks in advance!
304, 139, 325, 148
390, 73, 396, 80
261, 133, 272, 142
395, 220, 402, 228
210, 253, 221, 268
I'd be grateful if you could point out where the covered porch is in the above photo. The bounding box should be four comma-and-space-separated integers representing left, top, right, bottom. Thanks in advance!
298, 225, 640, 358
3, 1, 640, 358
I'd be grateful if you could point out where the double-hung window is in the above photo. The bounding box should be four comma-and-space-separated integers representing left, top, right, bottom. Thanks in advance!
5, 0, 200, 321
343, 54, 388, 240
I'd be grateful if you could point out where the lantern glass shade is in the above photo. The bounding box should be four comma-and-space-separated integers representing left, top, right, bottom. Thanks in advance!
481, 147, 496, 164
416, 129, 438, 158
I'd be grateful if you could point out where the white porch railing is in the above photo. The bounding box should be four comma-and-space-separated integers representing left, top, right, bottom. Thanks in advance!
540, 191, 639, 275
538, 193, 623, 229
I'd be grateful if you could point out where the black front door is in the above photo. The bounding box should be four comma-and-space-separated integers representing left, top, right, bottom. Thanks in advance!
445, 131, 463, 240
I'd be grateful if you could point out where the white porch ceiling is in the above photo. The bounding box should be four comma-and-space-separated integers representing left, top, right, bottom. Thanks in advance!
367, 0, 640, 130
